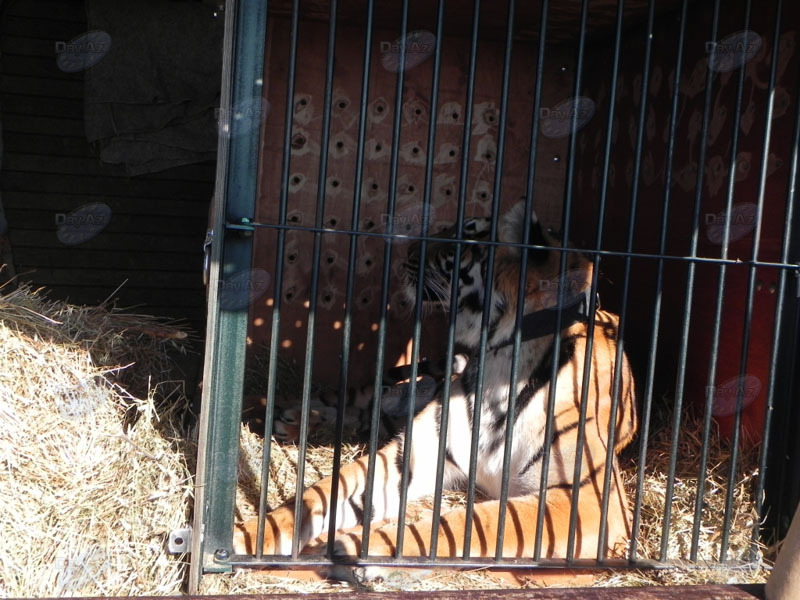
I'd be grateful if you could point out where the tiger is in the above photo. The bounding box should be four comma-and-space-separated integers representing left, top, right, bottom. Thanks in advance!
233, 201, 638, 575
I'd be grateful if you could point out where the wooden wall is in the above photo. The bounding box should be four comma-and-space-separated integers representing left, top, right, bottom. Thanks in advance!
0, 0, 214, 334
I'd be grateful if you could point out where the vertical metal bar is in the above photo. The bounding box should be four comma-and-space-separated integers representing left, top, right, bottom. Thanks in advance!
291, 0, 339, 559
191, 0, 267, 586
541, 0, 589, 564
538, 0, 624, 561
325, 0, 375, 554
394, 0, 446, 557
360, 0, 409, 559
660, 0, 720, 562
752, 45, 800, 560
197, 0, 268, 574
720, 0, 779, 562
629, 0, 689, 563
686, 0, 751, 563
461, 0, 516, 560
495, 0, 549, 561
596, 0, 656, 561
428, 0, 481, 560
255, 0, 300, 561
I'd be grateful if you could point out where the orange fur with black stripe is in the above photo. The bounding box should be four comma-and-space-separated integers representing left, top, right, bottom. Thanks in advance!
233, 202, 637, 575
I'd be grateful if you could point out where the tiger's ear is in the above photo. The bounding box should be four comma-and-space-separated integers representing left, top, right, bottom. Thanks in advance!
500, 201, 550, 250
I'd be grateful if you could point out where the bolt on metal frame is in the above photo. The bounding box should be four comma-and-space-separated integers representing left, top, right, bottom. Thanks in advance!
192, 0, 800, 586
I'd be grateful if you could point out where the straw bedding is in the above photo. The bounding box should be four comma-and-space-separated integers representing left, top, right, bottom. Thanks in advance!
0, 281, 772, 595
0, 282, 193, 597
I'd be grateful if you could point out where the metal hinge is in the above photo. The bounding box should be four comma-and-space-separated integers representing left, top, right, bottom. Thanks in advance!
168, 527, 192, 554
202, 229, 214, 287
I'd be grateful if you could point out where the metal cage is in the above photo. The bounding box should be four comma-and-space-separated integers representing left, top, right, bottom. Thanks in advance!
191, 0, 800, 590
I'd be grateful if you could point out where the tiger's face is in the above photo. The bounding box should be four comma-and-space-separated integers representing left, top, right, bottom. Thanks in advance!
403, 202, 593, 349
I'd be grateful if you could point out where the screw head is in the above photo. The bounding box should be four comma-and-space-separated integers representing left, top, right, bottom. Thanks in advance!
214, 548, 230, 561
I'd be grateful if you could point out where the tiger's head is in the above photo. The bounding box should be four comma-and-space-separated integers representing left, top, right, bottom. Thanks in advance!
403, 201, 593, 350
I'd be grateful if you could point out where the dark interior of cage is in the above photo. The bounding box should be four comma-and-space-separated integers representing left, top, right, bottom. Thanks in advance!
239, 0, 799, 561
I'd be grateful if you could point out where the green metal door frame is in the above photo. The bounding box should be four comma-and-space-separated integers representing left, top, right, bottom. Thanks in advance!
189, 0, 268, 592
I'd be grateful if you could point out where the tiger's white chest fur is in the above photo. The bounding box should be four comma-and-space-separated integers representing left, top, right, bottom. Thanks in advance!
438, 331, 567, 499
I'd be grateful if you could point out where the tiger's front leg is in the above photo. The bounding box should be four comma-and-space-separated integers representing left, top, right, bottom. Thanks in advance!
233, 401, 452, 556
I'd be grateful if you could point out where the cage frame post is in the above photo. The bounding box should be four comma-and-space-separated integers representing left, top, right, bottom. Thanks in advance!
189, 0, 268, 590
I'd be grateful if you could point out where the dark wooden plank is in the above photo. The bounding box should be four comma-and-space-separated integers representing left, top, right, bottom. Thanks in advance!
3, 172, 213, 200
12, 246, 204, 271
2, 113, 85, 136
9, 228, 201, 252
3, 136, 218, 181
5, 208, 207, 236
3, 133, 93, 158
5, 0, 85, 23
0, 94, 83, 119
3, 152, 213, 182
1, 16, 87, 40
3, 54, 82, 81
17, 267, 201, 289
0, 74, 84, 99
1, 35, 62, 59
2, 191, 209, 218
16, 283, 207, 310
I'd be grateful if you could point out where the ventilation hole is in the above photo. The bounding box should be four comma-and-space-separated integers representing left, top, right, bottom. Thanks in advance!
361, 296, 369, 304
299, 98, 308, 106
286, 291, 294, 300
449, 150, 456, 157
371, 183, 379, 190
415, 108, 422, 115
289, 214, 300, 223
365, 220, 374, 230
329, 217, 338, 226
412, 147, 419, 154
480, 192, 488, 199
365, 258, 373, 266
445, 189, 452, 196
485, 153, 493, 160
375, 144, 383, 152
487, 114, 495, 122
331, 180, 340, 188
291, 135, 306, 148
338, 101, 347, 109
326, 256, 335, 264
324, 294, 332, 302
287, 252, 298, 263
292, 176, 301, 184
452, 112, 459, 120
376, 104, 385, 113
408, 185, 415, 192
336, 141, 344, 149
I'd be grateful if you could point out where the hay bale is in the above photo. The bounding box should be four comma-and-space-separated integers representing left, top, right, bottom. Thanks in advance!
0, 283, 193, 596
